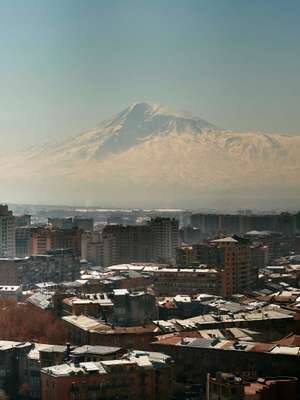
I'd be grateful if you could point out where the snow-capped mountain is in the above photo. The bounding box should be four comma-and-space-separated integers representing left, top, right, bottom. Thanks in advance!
19, 102, 216, 163
0, 102, 299, 209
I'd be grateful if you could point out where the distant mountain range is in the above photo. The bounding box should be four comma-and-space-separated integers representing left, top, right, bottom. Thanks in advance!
0, 102, 299, 209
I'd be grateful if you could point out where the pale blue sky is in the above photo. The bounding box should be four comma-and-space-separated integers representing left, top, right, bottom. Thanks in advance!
1, 0, 300, 150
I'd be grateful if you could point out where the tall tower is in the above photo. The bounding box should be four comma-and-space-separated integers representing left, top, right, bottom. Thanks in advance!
0, 205, 16, 258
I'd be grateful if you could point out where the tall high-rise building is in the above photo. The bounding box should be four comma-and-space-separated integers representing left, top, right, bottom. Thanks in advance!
15, 214, 31, 227
190, 212, 299, 236
176, 243, 225, 268
0, 205, 16, 258
102, 224, 152, 267
48, 217, 94, 231
81, 231, 102, 265
211, 236, 255, 297
31, 227, 82, 256
16, 227, 33, 258
0, 249, 81, 286
149, 217, 179, 264
101, 218, 179, 267
73, 217, 94, 232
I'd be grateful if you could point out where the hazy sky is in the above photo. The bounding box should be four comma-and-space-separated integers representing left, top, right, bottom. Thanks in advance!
1, 0, 300, 151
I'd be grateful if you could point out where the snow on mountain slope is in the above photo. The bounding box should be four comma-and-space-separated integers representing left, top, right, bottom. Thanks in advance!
20, 102, 216, 164
0, 102, 299, 208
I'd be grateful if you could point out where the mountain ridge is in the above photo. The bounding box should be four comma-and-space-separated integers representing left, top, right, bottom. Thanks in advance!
0, 102, 299, 209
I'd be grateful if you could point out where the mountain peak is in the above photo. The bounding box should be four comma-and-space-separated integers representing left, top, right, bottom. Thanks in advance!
20, 102, 217, 162
123, 101, 197, 120
1, 102, 300, 209
90, 102, 216, 157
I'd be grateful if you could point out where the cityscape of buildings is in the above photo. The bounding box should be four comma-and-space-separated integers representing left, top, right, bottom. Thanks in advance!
1, 1, 299, 399
0, 203, 299, 399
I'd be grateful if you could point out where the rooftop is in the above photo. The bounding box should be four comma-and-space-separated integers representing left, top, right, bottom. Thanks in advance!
153, 334, 300, 356
71, 345, 121, 356
42, 350, 170, 377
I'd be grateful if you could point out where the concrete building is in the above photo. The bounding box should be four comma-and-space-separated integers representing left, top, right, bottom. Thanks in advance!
102, 218, 178, 267
244, 230, 294, 261
0, 340, 32, 398
70, 345, 124, 363
151, 334, 300, 386
15, 214, 31, 227
211, 236, 256, 297
0, 249, 81, 287
41, 351, 173, 400
190, 212, 299, 236
111, 289, 158, 326
62, 314, 158, 349
153, 306, 297, 340
31, 227, 52, 255
150, 217, 179, 264
154, 267, 220, 296
73, 217, 94, 232
179, 226, 206, 244
62, 293, 114, 319
176, 245, 194, 267
50, 228, 82, 256
19, 344, 69, 399
250, 245, 269, 268
207, 372, 299, 400
64, 289, 158, 327
102, 224, 152, 267
48, 217, 73, 230
15, 227, 33, 258
81, 231, 102, 265
0, 205, 16, 258
31, 227, 82, 256
48, 217, 94, 231
0, 285, 21, 300
176, 243, 225, 268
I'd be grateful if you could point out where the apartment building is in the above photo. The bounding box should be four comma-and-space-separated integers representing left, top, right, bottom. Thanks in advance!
211, 236, 255, 297
102, 218, 178, 267
0, 249, 81, 286
0, 205, 16, 258
41, 351, 173, 400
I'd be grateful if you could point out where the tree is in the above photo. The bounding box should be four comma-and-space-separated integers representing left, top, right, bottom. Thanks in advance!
0, 299, 69, 344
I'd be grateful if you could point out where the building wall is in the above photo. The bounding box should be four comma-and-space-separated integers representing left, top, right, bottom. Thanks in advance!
190, 213, 299, 235
150, 218, 178, 264
214, 240, 253, 297
154, 270, 220, 296
16, 227, 33, 258
207, 374, 299, 400
151, 343, 300, 386
111, 292, 158, 326
0, 260, 18, 285
81, 231, 102, 265
41, 364, 171, 400
0, 250, 81, 286
31, 228, 52, 255
102, 225, 152, 267
63, 321, 156, 350
102, 218, 179, 267
32, 227, 82, 256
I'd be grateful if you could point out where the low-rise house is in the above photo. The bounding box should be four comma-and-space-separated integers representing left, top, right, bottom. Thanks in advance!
151, 334, 300, 385
41, 350, 173, 400
62, 314, 159, 349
